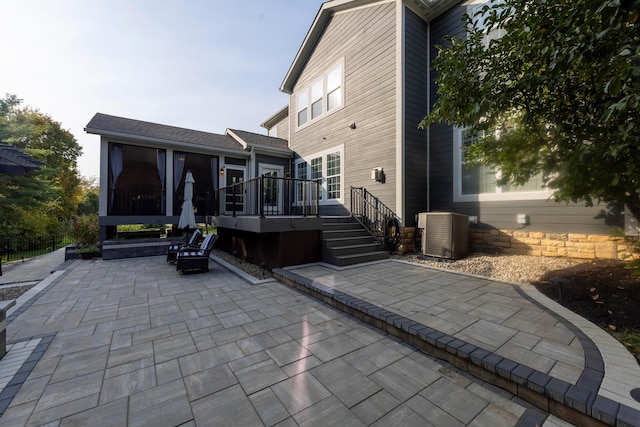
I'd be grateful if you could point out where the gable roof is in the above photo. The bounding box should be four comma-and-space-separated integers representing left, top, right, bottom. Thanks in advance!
227, 129, 290, 152
85, 113, 243, 151
260, 105, 289, 130
280, 0, 460, 94
0, 141, 42, 175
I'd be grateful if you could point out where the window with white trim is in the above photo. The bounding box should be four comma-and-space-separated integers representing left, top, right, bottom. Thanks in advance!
327, 66, 343, 111
453, 128, 550, 202
295, 145, 344, 203
297, 92, 308, 126
296, 60, 344, 128
326, 152, 341, 199
311, 80, 323, 120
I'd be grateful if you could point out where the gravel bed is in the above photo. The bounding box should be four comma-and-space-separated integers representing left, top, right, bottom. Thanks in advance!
213, 246, 579, 284
212, 249, 273, 280
0, 284, 36, 301
394, 253, 581, 283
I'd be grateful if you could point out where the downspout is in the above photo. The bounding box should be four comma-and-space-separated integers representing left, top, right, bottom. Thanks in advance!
395, 0, 405, 226
426, 18, 431, 213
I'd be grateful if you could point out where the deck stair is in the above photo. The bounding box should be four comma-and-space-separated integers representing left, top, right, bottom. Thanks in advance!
322, 217, 389, 266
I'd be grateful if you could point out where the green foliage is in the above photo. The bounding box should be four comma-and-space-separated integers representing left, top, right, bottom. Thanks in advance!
0, 94, 88, 236
422, 0, 640, 220
70, 215, 100, 247
0, 173, 62, 237
76, 176, 99, 215
75, 245, 99, 254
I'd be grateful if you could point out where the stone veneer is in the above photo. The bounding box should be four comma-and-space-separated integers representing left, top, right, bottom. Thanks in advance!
469, 229, 629, 260
396, 227, 631, 261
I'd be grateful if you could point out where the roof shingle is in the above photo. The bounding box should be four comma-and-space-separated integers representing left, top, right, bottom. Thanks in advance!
85, 113, 243, 151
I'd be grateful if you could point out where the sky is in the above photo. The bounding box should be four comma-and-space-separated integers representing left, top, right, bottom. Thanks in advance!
0, 0, 323, 179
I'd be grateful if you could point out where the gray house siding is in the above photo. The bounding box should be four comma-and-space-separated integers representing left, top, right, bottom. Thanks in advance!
403, 6, 429, 227
433, 200, 623, 234
274, 117, 289, 140
254, 154, 290, 176
288, 1, 397, 218
427, 2, 466, 208
426, 1, 623, 235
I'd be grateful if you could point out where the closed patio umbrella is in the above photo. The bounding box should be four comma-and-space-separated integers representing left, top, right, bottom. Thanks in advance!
178, 171, 196, 229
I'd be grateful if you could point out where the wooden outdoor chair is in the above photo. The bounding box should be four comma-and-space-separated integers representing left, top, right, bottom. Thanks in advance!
166, 228, 202, 263
176, 233, 218, 273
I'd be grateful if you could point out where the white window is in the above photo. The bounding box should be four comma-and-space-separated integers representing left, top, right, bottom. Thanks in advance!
295, 60, 344, 129
326, 152, 341, 199
470, 0, 508, 47
297, 92, 308, 126
311, 80, 323, 120
327, 65, 343, 111
295, 145, 344, 203
453, 128, 551, 202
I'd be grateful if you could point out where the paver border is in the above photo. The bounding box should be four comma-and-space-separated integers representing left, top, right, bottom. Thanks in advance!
273, 265, 640, 427
0, 334, 56, 416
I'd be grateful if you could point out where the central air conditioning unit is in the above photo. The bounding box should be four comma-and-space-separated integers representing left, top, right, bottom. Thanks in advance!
417, 212, 469, 259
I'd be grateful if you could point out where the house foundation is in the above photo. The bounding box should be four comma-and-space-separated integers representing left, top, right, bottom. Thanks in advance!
469, 229, 630, 260
400, 227, 631, 261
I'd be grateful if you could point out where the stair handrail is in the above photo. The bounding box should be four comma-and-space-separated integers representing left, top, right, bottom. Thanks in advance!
350, 187, 400, 251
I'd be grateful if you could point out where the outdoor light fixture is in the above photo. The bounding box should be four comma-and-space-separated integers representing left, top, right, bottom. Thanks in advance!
349, 122, 356, 129
219, 167, 225, 175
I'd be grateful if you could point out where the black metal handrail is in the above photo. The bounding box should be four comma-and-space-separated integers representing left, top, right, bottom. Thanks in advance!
218, 176, 320, 217
350, 187, 400, 251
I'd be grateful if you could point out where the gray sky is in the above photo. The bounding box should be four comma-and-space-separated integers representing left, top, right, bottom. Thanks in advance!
0, 1, 322, 178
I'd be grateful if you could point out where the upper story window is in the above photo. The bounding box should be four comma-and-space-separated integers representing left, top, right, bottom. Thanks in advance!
470, 0, 508, 47
311, 80, 323, 120
297, 92, 308, 126
296, 60, 344, 129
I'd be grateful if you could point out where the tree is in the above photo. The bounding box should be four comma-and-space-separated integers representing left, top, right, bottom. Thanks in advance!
0, 94, 84, 223
421, 0, 640, 220
77, 176, 99, 215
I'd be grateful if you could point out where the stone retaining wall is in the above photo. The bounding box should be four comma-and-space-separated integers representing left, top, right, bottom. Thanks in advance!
397, 227, 632, 260
470, 229, 629, 260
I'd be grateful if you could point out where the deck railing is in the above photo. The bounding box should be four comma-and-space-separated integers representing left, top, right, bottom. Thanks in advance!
350, 186, 400, 250
218, 176, 320, 217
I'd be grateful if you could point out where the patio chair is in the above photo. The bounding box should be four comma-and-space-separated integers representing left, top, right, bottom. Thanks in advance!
166, 228, 202, 263
176, 233, 218, 273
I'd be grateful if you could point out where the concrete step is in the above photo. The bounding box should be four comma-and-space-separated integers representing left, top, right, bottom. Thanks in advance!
323, 229, 371, 239
322, 222, 362, 231
323, 236, 378, 248
323, 242, 382, 258
327, 251, 389, 267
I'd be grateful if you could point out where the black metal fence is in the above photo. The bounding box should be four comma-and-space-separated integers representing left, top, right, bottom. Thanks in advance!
0, 235, 70, 263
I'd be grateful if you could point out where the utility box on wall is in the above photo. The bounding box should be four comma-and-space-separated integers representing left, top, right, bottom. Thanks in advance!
417, 212, 469, 259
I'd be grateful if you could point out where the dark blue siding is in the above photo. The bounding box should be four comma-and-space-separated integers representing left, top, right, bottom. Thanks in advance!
404, 7, 430, 227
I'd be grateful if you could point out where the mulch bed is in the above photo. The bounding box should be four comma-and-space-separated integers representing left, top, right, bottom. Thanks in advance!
532, 259, 640, 361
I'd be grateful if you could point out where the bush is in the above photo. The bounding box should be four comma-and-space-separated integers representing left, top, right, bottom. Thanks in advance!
71, 215, 100, 247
